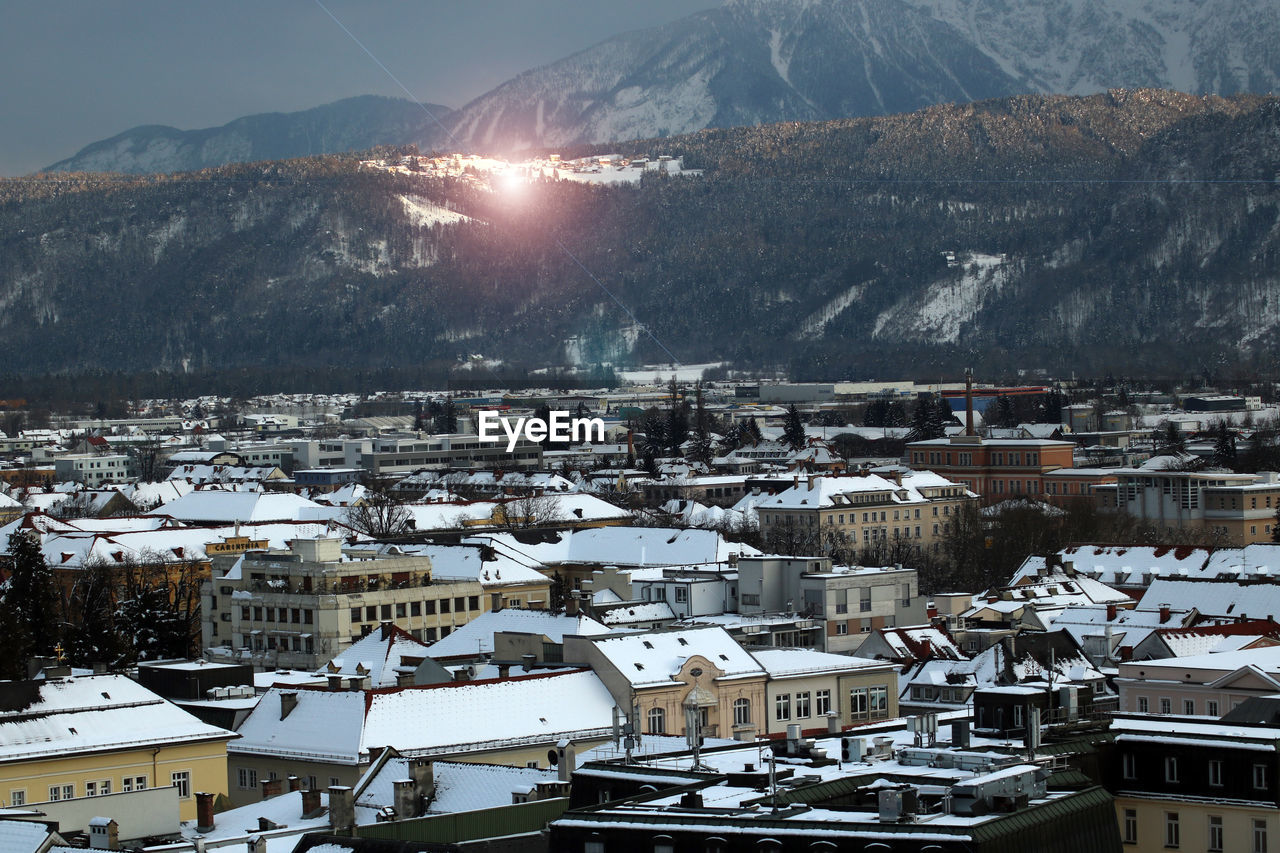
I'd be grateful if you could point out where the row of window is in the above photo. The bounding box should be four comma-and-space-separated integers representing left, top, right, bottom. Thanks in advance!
912, 451, 1041, 467
775, 687, 889, 721
1123, 752, 1269, 789
1126, 810, 1268, 853
7, 772, 191, 807
237, 768, 340, 790
349, 596, 480, 623
1135, 696, 1220, 716
241, 606, 315, 624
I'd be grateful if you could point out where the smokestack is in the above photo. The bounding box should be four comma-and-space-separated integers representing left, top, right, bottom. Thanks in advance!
328, 786, 355, 834
261, 778, 283, 800
410, 758, 435, 797
394, 779, 418, 820
965, 369, 975, 436
301, 788, 323, 818
196, 792, 216, 832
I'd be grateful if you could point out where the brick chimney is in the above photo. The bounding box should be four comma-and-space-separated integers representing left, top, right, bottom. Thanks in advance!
1106, 603, 1117, 621
196, 791, 215, 832
301, 788, 323, 818
1159, 603, 1171, 624
287, 775, 301, 792
261, 778, 283, 800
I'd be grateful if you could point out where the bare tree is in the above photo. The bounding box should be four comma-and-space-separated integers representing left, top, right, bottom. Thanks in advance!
494, 492, 563, 530
345, 492, 413, 539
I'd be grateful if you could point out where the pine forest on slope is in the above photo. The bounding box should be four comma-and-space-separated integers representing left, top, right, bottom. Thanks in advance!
6, 90, 1280, 384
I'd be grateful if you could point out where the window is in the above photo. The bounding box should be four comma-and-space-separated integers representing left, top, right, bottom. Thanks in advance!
796, 692, 811, 718
733, 698, 751, 726
1013, 705, 1024, 728
9, 790, 24, 806
1159, 697, 1172, 715
1123, 752, 1136, 779
49, 784, 73, 801
122, 775, 146, 792
171, 771, 191, 799
424, 599, 436, 615
816, 689, 831, 716
647, 707, 666, 734
1209, 815, 1224, 853
775, 694, 791, 721
870, 685, 888, 716
1256, 764, 1269, 790
835, 621, 848, 635
1208, 700, 1220, 717
1183, 699, 1195, 715
850, 688, 869, 717
1124, 809, 1138, 844
1165, 756, 1179, 783
675, 587, 688, 603
410, 601, 421, 616
238, 767, 258, 789
439, 598, 450, 613
350, 607, 362, 622
1209, 760, 1223, 787
1255, 819, 1268, 853
1166, 812, 1180, 848
1138, 696, 1149, 712
86, 782, 97, 797
585, 842, 605, 853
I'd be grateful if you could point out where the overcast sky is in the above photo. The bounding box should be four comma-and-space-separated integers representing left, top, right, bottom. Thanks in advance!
0, 0, 717, 176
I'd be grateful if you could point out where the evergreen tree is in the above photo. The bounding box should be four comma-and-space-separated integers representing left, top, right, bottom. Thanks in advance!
993, 395, 1018, 429
433, 397, 458, 433
5, 530, 61, 658
665, 380, 690, 454
743, 417, 763, 445
783, 404, 807, 450
1211, 421, 1237, 469
884, 400, 907, 428
1156, 422, 1186, 455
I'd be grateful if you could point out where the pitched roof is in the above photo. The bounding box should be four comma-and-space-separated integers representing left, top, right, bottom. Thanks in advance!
425, 609, 611, 659
587, 626, 764, 688
233, 670, 616, 763
0, 675, 233, 763
322, 624, 433, 688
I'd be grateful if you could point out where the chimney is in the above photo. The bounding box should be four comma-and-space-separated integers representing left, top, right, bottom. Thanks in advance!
196, 792, 216, 832
261, 778, 283, 800
919, 639, 932, 659
247, 836, 265, 853
301, 788, 323, 818
556, 741, 576, 783
1106, 603, 1117, 621
409, 758, 435, 797
892, 469, 903, 486
1159, 603, 1171, 624
964, 369, 975, 436
522, 653, 536, 671
328, 786, 355, 834
279, 692, 298, 719
498, 663, 511, 678
807, 475, 816, 491
951, 719, 971, 749
287, 775, 301, 792
565, 591, 580, 616
328, 675, 343, 691
1120, 646, 1133, 661
393, 779, 418, 820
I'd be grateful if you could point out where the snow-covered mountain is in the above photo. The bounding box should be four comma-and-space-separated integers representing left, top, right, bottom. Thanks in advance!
47, 96, 454, 174
439, 0, 1280, 152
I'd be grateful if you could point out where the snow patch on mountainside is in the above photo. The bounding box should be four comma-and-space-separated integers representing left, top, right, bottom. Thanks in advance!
872, 253, 1010, 343
794, 281, 870, 338
399, 195, 471, 227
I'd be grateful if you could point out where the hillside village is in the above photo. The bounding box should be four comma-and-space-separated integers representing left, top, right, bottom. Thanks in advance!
3, 377, 1280, 851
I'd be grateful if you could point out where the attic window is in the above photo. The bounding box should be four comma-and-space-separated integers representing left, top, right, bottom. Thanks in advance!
634, 663, 644, 670
67, 727, 77, 735
719, 654, 728, 661
643, 641, 653, 649
101, 692, 110, 699
677, 638, 688, 646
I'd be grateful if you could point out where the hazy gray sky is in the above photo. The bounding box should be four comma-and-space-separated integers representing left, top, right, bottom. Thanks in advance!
0, 0, 717, 176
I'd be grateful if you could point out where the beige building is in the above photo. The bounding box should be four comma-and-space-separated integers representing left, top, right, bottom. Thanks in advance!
565, 627, 769, 742
1096, 467, 1280, 545
203, 537, 485, 670
736, 556, 926, 653
754, 471, 976, 555
752, 649, 898, 734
